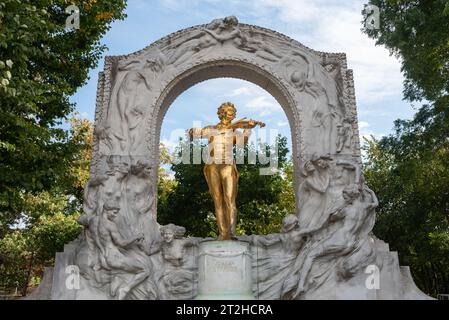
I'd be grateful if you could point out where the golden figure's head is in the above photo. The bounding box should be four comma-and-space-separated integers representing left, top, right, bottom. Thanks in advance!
217, 102, 236, 123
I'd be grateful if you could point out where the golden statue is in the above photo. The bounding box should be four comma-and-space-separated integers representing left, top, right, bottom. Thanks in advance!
189, 102, 265, 240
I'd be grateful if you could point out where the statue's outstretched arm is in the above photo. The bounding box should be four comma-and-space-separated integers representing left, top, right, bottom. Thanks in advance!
254, 234, 281, 246
110, 227, 142, 248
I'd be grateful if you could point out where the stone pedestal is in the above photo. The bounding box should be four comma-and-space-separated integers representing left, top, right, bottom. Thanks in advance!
196, 241, 254, 300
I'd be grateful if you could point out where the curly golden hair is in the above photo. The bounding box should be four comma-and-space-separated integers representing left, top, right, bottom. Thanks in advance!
217, 102, 237, 119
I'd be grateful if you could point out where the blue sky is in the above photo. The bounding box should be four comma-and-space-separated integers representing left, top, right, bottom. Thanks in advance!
71, 0, 416, 155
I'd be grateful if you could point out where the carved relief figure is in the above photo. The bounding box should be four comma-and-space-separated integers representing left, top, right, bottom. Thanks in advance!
166, 18, 225, 66
154, 224, 200, 299
297, 155, 332, 231
336, 114, 355, 153
311, 104, 339, 154
325, 159, 361, 217
126, 161, 154, 216
102, 155, 129, 201
102, 50, 167, 155
279, 51, 344, 155
291, 183, 379, 298
280, 51, 326, 98
243, 214, 308, 299
202, 16, 241, 45
76, 157, 161, 299
95, 201, 154, 300
115, 71, 151, 152
203, 17, 283, 62
123, 160, 160, 253
336, 184, 379, 280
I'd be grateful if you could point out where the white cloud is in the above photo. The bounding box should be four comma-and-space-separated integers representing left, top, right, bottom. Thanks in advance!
191, 79, 254, 96
161, 128, 186, 153
358, 121, 370, 130
246, 96, 276, 109
245, 96, 278, 117
157, 0, 404, 106
226, 86, 253, 97
247, 0, 404, 105
199, 114, 217, 124
148, 0, 409, 139
357, 120, 385, 144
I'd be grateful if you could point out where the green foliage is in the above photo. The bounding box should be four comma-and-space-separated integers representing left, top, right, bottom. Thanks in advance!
363, 0, 449, 296
363, 109, 449, 296
0, 212, 81, 289
0, 230, 29, 290
0, 116, 93, 294
0, 0, 127, 237
157, 135, 295, 237
0, 0, 126, 293
158, 143, 177, 211
0, 212, 81, 291
363, 0, 449, 105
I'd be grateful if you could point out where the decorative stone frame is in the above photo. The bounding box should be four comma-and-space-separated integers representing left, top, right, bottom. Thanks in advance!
92, 21, 362, 217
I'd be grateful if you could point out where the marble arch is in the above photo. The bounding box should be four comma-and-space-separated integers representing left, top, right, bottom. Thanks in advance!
93, 17, 361, 218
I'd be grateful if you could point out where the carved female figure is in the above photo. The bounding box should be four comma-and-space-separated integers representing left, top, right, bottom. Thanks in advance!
155, 224, 200, 299
297, 155, 332, 231
116, 71, 151, 152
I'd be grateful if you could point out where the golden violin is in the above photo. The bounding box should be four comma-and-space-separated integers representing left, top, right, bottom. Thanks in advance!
228, 117, 266, 129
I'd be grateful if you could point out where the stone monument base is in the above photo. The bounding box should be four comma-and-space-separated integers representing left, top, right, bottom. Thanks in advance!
196, 241, 254, 300
25, 236, 432, 300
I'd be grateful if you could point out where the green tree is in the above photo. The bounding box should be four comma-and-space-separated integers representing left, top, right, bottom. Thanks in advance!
362, 0, 449, 296
364, 128, 449, 296
0, 115, 90, 295
158, 143, 177, 212
363, 0, 449, 105
157, 135, 295, 237
0, 0, 127, 237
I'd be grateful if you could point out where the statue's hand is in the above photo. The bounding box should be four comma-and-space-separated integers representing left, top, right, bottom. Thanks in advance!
248, 120, 258, 128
